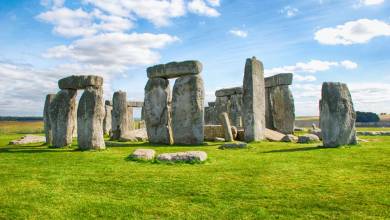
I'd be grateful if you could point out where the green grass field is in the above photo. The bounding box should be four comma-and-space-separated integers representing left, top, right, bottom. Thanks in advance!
0, 122, 389, 219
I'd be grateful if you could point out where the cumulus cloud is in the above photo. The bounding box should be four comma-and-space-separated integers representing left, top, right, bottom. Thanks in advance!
315, 19, 390, 45
340, 60, 358, 69
229, 29, 248, 38
188, 0, 220, 17
357, 0, 385, 6
279, 6, 299, 18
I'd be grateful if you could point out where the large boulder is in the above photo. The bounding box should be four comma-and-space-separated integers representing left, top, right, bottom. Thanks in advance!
242, 57, 266, 142
77, 87, 105, 150
172, 75, 204, 145
320, 82, 357, 147
131, 149, 155, 160
111, 91, 130, 140
157, 151, 207, 162
144, 78, 173, 145
58, 75, 103, 90
147, 60, 202, 79
298, 134, 320, 143
49, 89, 77, 148
43, 94, 56, 145
268, 85, 295, 134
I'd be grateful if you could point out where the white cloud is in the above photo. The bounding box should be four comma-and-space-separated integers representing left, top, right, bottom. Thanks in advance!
188, 0, 220, 17
315, 19, 390, 45
280, 6, 299, 18
229, 29, 248, 38
40, 0, 65, 8
340, 60, 358, 69
357, 0, 385, 6
294, 74, 317, 82
207, 0, 220, 7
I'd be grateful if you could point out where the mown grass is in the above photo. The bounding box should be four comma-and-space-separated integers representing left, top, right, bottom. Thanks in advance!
0, 122, 389, 219
0, 121, 44, 134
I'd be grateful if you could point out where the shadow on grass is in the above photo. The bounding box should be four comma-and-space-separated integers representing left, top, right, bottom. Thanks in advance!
263, 145, 325, 153
106, 141, 220, 148
0, 144, 77, 154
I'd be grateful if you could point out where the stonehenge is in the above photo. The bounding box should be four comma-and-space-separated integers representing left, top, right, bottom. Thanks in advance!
242, 57, 266, 142
320, 82, 357, 147
46, 75, 105, 150
111, 91, 131, 140
214, 87, 243, 127
144, 60, 204, 145
43, 94, 56, 144
265, 73, 295, 134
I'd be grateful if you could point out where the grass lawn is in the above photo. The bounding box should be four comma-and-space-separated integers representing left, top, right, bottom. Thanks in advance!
0, 123, 389, 219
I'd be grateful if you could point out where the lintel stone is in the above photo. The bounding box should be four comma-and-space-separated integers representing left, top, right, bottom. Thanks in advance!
147, 60, 202, 79
265, 73, 293, 88
215, 87, 243, 97
59, 75, 103, 89
127, 101, 144, 108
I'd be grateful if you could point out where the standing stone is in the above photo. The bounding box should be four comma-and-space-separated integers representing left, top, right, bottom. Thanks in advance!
77, 86, 105, 150
230, 94, 243, 127
219, 112, 234, 142
127, 106, 134, 131
103, 101, 112, 135
172, 75, 205, 145
205, 102, 218, 125
320, 82, 357, 147
111, 91, 130, 140
144, 78, 173, 145
49, 89, 77, 148
215, 96, 230, 125
242, 57, 266, 142
43, 94, 56, 144
269, 85, 295, 134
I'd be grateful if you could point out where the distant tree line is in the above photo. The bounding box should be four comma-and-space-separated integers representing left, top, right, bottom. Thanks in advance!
0, 116, 43, 121
356, 111, 380, 123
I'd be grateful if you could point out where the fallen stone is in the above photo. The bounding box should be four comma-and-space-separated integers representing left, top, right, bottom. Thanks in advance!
265, 73, 293, 88
215, 87, 243, 97
265, 128, 286, 142
131, 149, 156, 160
9, 135, 45, 145
357, 131, 390, 136
298, 134, 320, 143
309, 128, 322, 140
43, 94, 56, 144
219, 142, 248, 149
282, 134, 298, 143
204, 125, 238, 141
119, 128, 148, 142
320, 82, 357, 147
157, 151, 207, 162
147, 60, 202, 79
58, 75, 103, 90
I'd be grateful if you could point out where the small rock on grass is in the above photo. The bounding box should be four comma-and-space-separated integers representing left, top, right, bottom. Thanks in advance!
282, 134, 298, 143
131, 149, 156, 160
219, 142, 248, 149
298, 134, 320, 143
157, 151, 207, 162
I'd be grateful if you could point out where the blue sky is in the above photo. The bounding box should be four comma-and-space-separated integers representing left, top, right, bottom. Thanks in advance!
0, 0, 389, 116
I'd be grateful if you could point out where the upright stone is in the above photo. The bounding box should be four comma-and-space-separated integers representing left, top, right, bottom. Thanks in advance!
320, 82, 357, 147
127, 106, 134, 131
230, 94, 243, 127
144, 78, 173, 144
43, 94, 56, 144
49, 89, 77, 148
242, 57, 265, 142
103, 101, 112, 135
172, 75, 205, 145
77, 86, 105, 150
269, 85, 295, 134
215, 96, 230, 125
219, 112, 234, 142
111, 91, 130, 140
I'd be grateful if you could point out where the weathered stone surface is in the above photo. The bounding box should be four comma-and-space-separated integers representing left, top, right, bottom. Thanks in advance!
103, 104, 112, 135
219, 142, 248, 149
309, 128, 322, 140
215, 96, 229, 125
43, 94, 56, 144
298, 134, 320, 143
205, 105, 217, 125
231, 126, 238, 140
127, 101, 144, 108
357, 131, 390, 136
58, 75, 103, 89
208, 102, 216, 107
127, 106, 134, 131
236, 128, 245, 141
265, 128, 285, 142
77, 87, 105, 150
105, 100, 112, 106
144, 78, 173, 145
268, 85, 295, 134
49, 89, 77, 148
215, 87, 243, 97
219, 112, 234, 142
147, 60, 202, 79
157, 151, 207, 162
229, 94, 243, 127
320, 82, 357, 147
204, 125, 237, 141
9, 135, 46, 145
119, 128, 148, 142
111, 91, 130, 140
282, 134, 298, 143
131, 149, 155, 160
242, 57, 266, 142
172, 75, 204, 145
265, 73, 293, 88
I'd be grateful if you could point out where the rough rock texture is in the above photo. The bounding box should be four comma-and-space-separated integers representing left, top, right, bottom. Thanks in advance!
229, 94, 243, 127
268, 85, 295, 134
236, 129, 245, 141
58, 75, 103, 90
49, 89, 77, 148
219, 112, 234, 142
204, 125, 237, 141
144, 78, 173, 145
77, 86, 106, 150
231, 126, 238, 140
242, 57, 266, 142
119, 128, 148, 142
127, 101, 144, 108
219, 142, 248, 149
127, 106, 134, 131
205, 105, 217, 125
147, 60, 202, 79
320, 82, 357, 147
43, 94, 56, 144
157, 151, 207, 162
103, 104, 112, 135
9, 135, 46, 145
265, 128, 286, 142
111, 91, 130, 140
298, 134, 320, 143
282, 134, 298, 143
264, 73, 293, 88
172, 75, 204, 145
215, 87, 243, 97
357, 131, 390, 136
309, 128, 322, 140
131, 149, 155, 160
